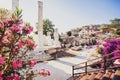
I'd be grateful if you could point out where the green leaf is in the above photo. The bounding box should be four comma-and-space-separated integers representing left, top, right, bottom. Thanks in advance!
12, 7, 23, 19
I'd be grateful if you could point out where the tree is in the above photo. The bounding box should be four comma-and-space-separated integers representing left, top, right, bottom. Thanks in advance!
99, 25, 108, 32
43, 19, 54, 38
35, 19, 55, 38
116, 29, 120, 35
110, 18, 120, 28
67, 31, 72, 36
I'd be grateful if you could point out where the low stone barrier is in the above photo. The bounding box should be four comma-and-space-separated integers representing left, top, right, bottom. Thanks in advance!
44, 47, 64, 59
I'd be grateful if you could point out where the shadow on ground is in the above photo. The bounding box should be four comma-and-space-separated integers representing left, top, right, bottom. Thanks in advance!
51, 51, 76, 59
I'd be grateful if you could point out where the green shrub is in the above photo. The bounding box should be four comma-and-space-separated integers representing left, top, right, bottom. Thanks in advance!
116, 29, 120, 35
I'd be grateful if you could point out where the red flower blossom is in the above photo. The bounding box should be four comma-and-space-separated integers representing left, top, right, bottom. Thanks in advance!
6, 74, 20, 80
29, 60, 37, 67
0, 56, 5, 66
46, 70, 51, 76
2, 38, 9, 44
13, 74, 20, 80
26, 39, 33, 45
18, 19, 23, 24
12, 60, 22, 69
17, 41, 25, 48
10, 25, 22, 32
39, 69, 51, 76
0, 77, 2, 80
6, 76, 13, 80
0, 71, 3, 76
22, 26, 33, 34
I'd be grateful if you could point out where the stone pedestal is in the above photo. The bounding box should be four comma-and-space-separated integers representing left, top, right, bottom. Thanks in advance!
54, 28, 60, 47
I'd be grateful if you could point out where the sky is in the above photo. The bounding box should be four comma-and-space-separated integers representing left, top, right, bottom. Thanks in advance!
0, 0, 120, 33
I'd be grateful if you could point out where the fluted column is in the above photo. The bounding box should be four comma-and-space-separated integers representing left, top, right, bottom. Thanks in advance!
38, 0, 43, 51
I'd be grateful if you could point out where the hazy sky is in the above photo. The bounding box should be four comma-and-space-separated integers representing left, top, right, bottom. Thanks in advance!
0, 0, 120, 33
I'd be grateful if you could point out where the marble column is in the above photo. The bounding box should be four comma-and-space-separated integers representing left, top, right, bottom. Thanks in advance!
12, 0, 19, 11
38, 0, 44, 51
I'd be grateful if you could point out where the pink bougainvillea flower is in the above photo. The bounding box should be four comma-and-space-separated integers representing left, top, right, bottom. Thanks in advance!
2, 38, 9, 44
10, 25, 21, 32
22, 26, 33, 34
13, 74, 20, 80
18, 19, 23, 24
3, 20, 8, 26
0, 70, 3, 80
26, 39, 33, 45
0, 56, 5, 65
25, 39, 36, 49
45, 70, 51, 76
0, 77, 2, 80
39, 69, 45, 74
12, 60, 22, 69
17, 41, 25, 48
46, 70, 51, 76
39, 69, 51, 76
39, 69, 51, 77
6, 74, 20, 80
12, 60, 18, 69
42, 70, 48, 77
0, 23, 2, 26
0, 71, 3, 76
39, 69, 45, 76
27, 26, 33, 34
29, 60, 37, 67
6, 76, 13, 80
17, 60, 22, 68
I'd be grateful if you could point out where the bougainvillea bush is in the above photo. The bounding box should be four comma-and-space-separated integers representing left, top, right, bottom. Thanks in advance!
97, 38, 120, 68
102, 39, 120, 57
0, 8, 50, 80
97, 38, 120, 56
